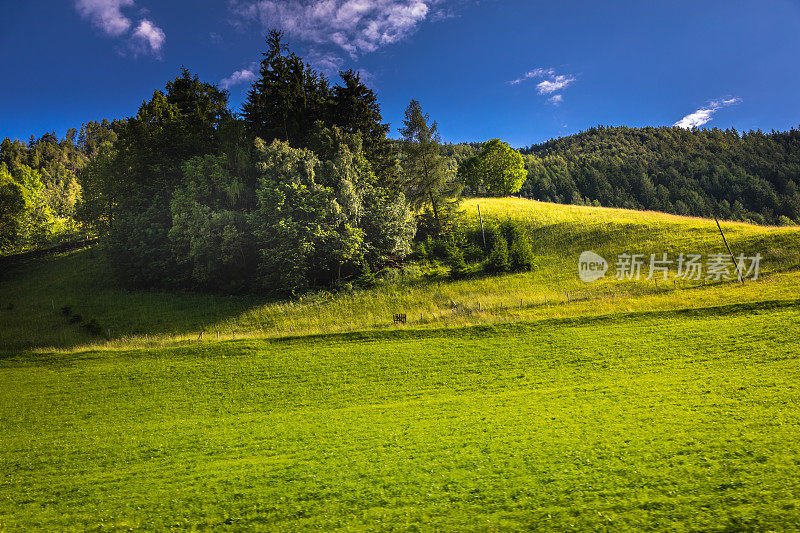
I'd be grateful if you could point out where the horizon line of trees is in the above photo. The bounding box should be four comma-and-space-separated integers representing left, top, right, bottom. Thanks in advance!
518, 125, 800, 225
3, 34, 799, 292
1, 30, 522, 295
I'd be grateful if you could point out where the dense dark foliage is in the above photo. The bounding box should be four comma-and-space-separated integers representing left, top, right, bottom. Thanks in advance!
415, 220, 535, 279
4, 32, 799, 297
520, 125, 800, 224
244, 30, 397, 187
66, 34, 415, 294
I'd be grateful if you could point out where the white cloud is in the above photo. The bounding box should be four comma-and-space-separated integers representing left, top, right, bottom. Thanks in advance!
307, 49, 345, 76
74, 0, 165, 57
674, 97, 742, 129
75, 0, 135, 36
220, 67, 258, 89
230, 0, 443, 58
131, 19, 165, 55
536, 74, 575, 95
510, 67, 577, 105
509, 68, 554, 85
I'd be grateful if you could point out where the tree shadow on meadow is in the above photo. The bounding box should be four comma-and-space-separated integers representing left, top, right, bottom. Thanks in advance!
0, 247, 271, 353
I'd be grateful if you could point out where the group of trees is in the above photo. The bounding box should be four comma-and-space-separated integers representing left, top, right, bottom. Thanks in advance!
0, 121, 118, 253
519, 125, 800, 225
8, 29, 798, 293
73, 32, 422, 294
413, 220, 536, 280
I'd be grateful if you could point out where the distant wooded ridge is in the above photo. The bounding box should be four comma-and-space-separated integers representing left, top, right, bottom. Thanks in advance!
438, 125, 800, 226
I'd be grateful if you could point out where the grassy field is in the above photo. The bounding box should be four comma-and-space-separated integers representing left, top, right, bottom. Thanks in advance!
1, 198, 799, 352
2, 198, 800, 530
2, 302, 800, 531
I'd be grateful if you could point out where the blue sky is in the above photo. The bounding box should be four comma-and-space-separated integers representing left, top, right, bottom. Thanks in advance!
2, 0, 800, 147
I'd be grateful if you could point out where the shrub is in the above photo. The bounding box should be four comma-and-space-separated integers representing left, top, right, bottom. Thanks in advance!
81, 318, 103, 337
428, 235, 449, 261
444, 239, 469, 279
485, 227, 510, 273
355, 260, 376, 288
505, 222, 536, 272
413, 240, 429, 262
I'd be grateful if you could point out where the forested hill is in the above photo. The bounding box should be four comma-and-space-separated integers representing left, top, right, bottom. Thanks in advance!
517, 126, 800, 225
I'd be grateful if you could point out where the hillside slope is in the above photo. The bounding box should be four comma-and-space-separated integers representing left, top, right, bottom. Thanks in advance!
520, 126, 800, 224
2, 303, 800, 530
1, 198, 799, 352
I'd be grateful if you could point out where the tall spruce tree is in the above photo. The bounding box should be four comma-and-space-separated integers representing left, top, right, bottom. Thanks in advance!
399, 100, 460, 233
243, 30, 331, 148
332, 69, 397, 186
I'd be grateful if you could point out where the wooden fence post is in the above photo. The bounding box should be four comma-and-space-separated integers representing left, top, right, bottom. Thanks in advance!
478, 204, 486, 249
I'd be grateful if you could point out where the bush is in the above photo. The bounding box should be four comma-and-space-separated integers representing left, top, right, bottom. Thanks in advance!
355, 260, 376, 288
444, 238, 469, 279
505, 222, 536, 272
778, 215, 796, 226
81, 318, 103, 337
413, 240, 429, 262
485, 227, 510, 273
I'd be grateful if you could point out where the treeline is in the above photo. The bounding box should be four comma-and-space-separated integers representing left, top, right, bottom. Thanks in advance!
519, 125, 800, 225
5, 32, 800, 293
75, 30, 428, 295
0, 121, 118, 252
1, 31, 468, 295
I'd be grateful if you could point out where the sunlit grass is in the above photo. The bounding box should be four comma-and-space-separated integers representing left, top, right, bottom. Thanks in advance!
2, 198, 799, 352
2, 304, 799, 530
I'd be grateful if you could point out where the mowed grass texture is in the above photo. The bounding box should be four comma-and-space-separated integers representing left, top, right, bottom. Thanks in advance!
2, 303, 800, 531
2, 198, 800, 352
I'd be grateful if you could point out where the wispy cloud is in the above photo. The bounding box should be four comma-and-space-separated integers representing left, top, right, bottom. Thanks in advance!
229, 0, 448, 58
131, 19, 165, 56
220, 65, 258, 89
674, 97, 742, 129
75, 0, 134, 36
307, 49, 345, 76
536, 74, 575, 95
74, 0, 165, 57
509, 67, 576, 104
509, 68, 554, 86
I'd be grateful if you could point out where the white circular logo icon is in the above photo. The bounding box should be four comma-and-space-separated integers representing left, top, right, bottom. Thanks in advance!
578, 251, 608, 282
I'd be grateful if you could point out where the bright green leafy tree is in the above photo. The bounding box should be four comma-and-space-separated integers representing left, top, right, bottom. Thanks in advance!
459, 139, 526, 196
250, 139, 364, 293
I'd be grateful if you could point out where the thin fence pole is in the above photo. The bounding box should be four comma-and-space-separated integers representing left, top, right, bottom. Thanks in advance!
478, 204, 486, 249
714, 215, 744, 284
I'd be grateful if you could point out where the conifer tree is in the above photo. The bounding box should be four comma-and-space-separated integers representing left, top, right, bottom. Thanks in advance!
399, 99, 460, 234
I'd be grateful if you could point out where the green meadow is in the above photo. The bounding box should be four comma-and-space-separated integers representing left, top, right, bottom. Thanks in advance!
2, 198, 799, 352
2, 199, 800, 531
2, 304, 800, 531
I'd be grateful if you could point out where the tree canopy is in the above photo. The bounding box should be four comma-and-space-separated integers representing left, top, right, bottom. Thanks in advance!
458, 139, 526, 196
399, 99, 461, 234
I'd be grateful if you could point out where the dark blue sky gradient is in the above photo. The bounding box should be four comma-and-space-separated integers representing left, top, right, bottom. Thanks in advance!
2, 0, 799, 147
